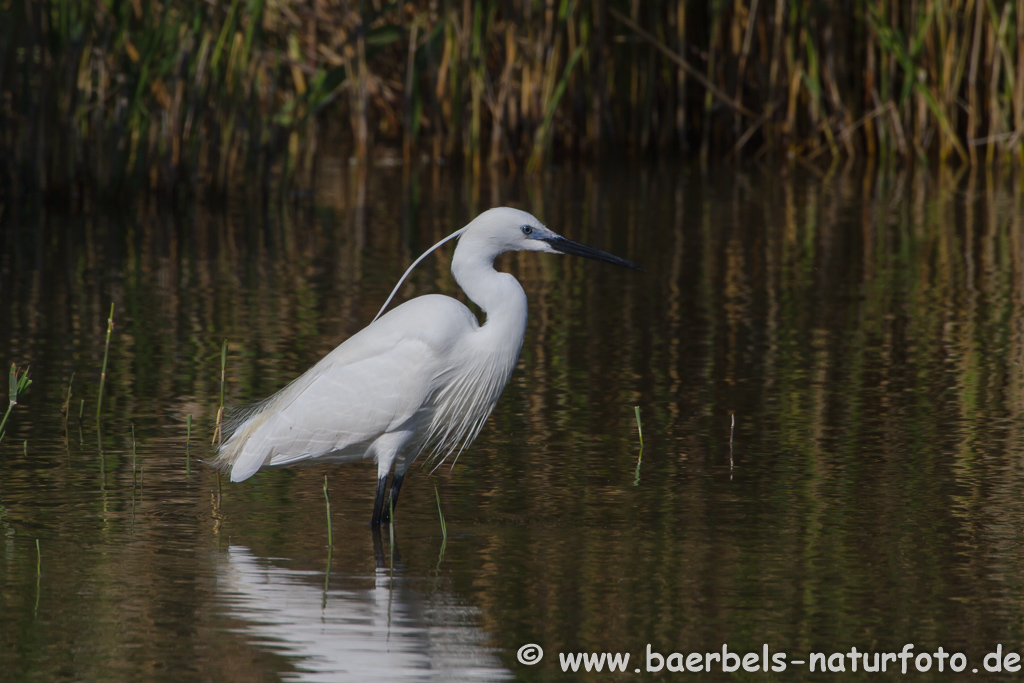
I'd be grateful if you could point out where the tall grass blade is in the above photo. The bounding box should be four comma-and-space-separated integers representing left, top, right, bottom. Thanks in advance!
96, 303, 114, 421
435, 484, 447, 570
61, 372, 74, 422
729, 412, 735, 473
323, 475, 333, 549
527, 45, 584, 172
186, 414, 192, 475
434, 485, 447, 540
634, 405, 644, 448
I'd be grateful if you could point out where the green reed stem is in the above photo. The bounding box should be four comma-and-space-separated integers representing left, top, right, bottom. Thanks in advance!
0, 363, 32, 442
61, 372, 74, 422
634, 406, 644, 449
96, 303, 114, 421
323, 475, 333, 548
527, 45, 584, 172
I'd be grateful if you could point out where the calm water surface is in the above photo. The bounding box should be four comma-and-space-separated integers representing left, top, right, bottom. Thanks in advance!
2, 164, 1024, 681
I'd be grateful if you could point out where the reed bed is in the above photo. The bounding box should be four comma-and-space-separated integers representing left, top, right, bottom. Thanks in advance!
2, 0, 1022, 198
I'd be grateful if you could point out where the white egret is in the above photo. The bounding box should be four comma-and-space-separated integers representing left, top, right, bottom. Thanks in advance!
212, 207, 642, 525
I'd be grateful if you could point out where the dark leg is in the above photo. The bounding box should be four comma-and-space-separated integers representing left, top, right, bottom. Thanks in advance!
370, 476, 388, 526
381, 472, 405, 524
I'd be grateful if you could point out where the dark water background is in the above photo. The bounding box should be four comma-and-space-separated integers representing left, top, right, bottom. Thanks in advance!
2, 163, 1024, 681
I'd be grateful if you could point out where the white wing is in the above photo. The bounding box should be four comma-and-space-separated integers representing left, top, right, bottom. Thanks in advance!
216, 295, 479, 482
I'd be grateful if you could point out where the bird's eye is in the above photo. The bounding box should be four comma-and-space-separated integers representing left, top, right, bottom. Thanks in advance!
520, 225, 533, 236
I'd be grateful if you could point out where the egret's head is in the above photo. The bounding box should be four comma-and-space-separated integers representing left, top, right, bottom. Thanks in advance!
373, 206, 642, 322
465, 207, 643, 270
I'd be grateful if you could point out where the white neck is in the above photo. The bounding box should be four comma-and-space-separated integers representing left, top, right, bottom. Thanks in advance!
451, 235, 528, 339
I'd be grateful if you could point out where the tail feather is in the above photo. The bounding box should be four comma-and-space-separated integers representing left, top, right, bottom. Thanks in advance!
210, 361, 333, 480
209, 395, 282, 481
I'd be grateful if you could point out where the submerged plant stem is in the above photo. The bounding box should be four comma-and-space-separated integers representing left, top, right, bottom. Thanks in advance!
435, 485, 447, 570
633, 406, 643, 487
434, 485, 447, 541
34, 539, 41, 616
186, 415, 193, 475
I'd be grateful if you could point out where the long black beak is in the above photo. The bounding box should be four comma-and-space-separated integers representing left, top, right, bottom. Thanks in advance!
543, 235, 644, 271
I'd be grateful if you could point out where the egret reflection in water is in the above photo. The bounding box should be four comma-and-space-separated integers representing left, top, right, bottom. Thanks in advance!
217, 546, 512, 682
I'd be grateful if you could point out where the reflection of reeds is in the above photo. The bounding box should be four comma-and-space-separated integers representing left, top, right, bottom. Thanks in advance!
131, 424, 138, 489
186, 415, 192, 475
3, 1, 1021, 197
34, 539, 41, 616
